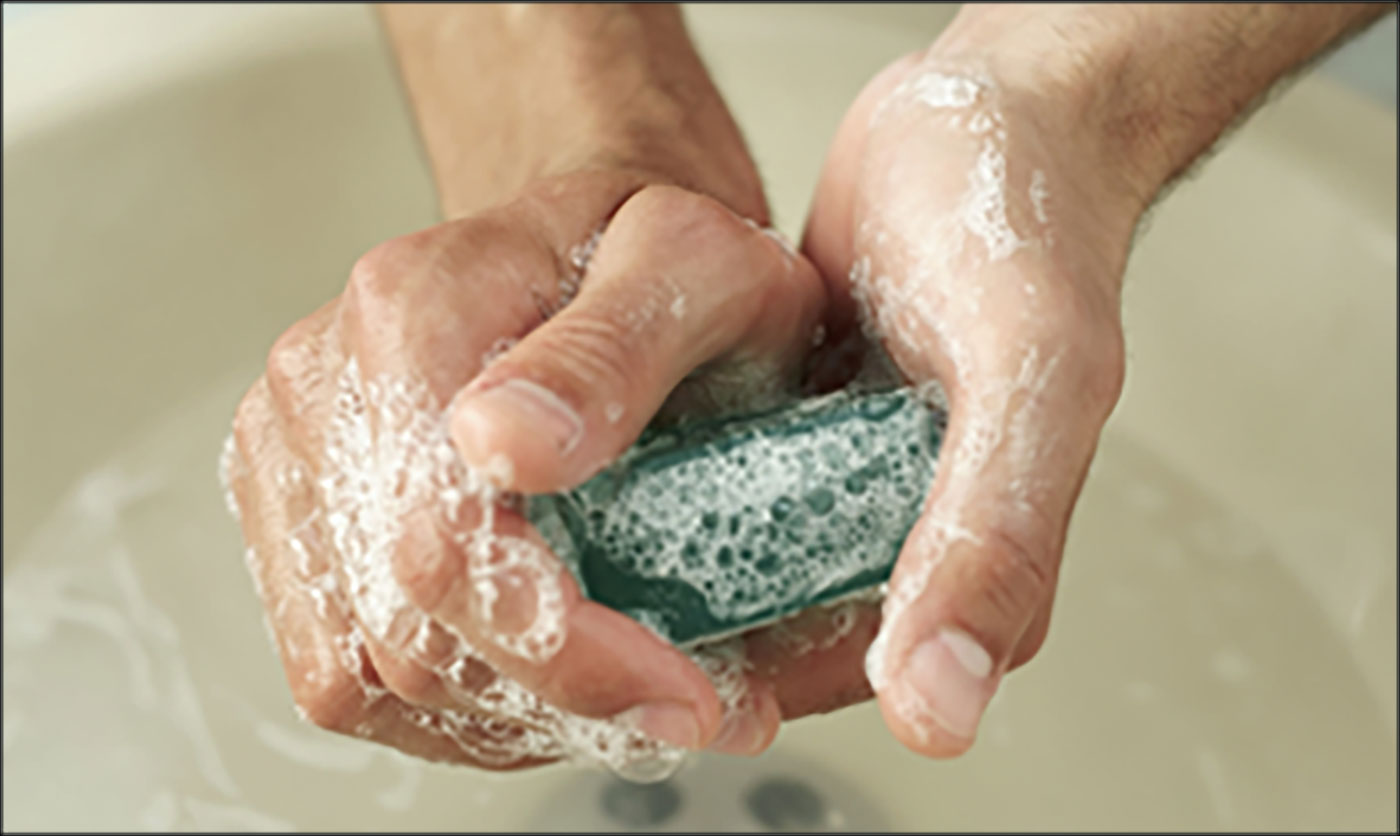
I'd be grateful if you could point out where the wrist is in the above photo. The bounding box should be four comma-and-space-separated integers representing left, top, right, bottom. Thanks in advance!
924, 6, 1168, 218
931, 3, 1393, 214
529, 74, 768, 226
380, 4, 766, 222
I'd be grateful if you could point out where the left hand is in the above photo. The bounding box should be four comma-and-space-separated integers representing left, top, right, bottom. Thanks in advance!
800, 29, 1143, 757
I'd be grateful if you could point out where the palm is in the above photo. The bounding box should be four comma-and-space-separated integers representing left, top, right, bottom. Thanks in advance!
799, 53, 1133, 756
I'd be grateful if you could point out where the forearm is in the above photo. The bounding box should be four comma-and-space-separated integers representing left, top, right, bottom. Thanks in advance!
377, 3, 765, 221
934, 3, 1392, 210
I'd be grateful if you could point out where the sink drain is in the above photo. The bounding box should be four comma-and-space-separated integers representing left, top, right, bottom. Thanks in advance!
600, 779, 683, 828
527, 751, 886, 832
745, 777, 834, 830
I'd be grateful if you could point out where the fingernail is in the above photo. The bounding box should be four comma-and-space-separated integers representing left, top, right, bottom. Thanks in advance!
904, 628, 994, 739
460, 379, 583, 456
708, 707, 766, 756
618, 700, 702, 750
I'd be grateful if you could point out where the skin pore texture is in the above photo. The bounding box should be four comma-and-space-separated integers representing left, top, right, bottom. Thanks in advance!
219, 2, 1393, 775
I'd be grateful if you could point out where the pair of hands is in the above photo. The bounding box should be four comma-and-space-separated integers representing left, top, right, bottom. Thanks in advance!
223, 3, 1381, 768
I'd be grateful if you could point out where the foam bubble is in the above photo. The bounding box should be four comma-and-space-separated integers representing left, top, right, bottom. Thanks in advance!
223, 356, 781, 781
530, 387, 944, 647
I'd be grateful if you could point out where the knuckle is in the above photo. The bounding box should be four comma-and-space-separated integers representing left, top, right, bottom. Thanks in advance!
339, 236, 432, 367
396, 563, 451, 620
347, 238, 416, 303
231, 377, 272, 461
377, 659, 440, 706
390, 522, 465, 621
1082, 327, 1127, 409
532, 314, 640, 396
977, 521, 1055, 623
1058, 314, 1126, 413
444, 654, 499, 695
607, 184, 810, 342
264, 323, 315, 408
614, 184, 744, 250
290, 663, 364, 733
342, 235, 439, 337
1009, 618, 1050, 670
530, 658, 600, 717
339, 218, 549, 390
1040, 291, 1126, 413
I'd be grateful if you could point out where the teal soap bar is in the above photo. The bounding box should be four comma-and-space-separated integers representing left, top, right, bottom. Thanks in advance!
527, 387, 946, 647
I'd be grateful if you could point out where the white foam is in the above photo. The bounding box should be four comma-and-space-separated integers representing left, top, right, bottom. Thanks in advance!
546, 388, 939, 633
215, 207, 869, 778
1029, 169, 1050, 225
222, 355, 771, 780
850, 64, 1068, 706
550, 226, 605, 316
908, 71, 984, 110
961, 138, 1025, 262
218, 433, 243, 520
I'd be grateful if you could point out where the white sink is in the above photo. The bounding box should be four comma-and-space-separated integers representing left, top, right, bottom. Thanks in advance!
4, 4, 1395, 831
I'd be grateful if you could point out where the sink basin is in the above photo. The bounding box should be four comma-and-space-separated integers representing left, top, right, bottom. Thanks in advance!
4, 4, 1395, 831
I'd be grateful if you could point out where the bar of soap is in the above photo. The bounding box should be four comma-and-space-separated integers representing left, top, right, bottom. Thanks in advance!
527, 387, 946, 647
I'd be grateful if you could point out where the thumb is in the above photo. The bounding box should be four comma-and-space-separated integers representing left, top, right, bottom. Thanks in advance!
869, 346, 1122, 757
449, 185, 824, 494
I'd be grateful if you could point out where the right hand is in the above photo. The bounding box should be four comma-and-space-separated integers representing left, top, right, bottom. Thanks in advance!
221, 167, 879, 769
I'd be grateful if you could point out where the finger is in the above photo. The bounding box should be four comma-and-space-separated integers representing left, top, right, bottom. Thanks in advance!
1008, 592, 1055, 672
362, 631, 459, 710
706, 675, 783, 758
390, 503, 725, 750
331, 188, 731, 748
680, 601, 882, 758
337, 173, 655, 401
263, 299, 343, 464
232, 383, 545, 768
678, 640, 783, 758
868, 346, 1120, 758
362, 617, 501, 711
448, 184, 827, 494
743, 600, 882, 720
381, 698, 559, 770
297, 621, 553, 769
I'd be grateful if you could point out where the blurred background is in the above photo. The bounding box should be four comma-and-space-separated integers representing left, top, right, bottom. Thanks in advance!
8, 1, 1400, 103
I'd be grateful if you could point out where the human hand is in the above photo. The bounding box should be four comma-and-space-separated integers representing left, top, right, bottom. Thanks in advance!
221, 161, 900, 771
800, 29, 1139, 758
227, 0, 1389, 771
218, 2, 906, 773
800, 0, 1390, 758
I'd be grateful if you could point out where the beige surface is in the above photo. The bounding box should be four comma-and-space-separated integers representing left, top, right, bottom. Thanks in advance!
3, 3, 1395, 831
